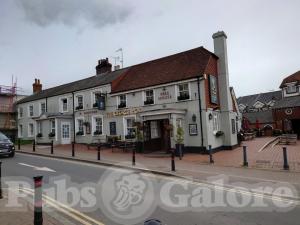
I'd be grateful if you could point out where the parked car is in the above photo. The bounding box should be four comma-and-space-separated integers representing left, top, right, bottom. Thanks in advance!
0, 132, 15, 157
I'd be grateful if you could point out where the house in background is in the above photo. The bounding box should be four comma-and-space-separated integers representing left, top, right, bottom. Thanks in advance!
273, 71, 300, 137
17, 31, 239, 152
237, 91, 282, 130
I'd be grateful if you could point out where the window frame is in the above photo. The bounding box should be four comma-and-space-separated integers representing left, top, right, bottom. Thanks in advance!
177, 83, 191, 101
92, 115, 103, 136
18, 124, 23, 137
19, 107, 23, 118
50, 120, 56, 134
76, 117, 85, 136
60, 97, 68, 112
144, 89, 155, 105
123, 116, 136, 139
118, 94, 127, 109
286, 85, 298, 94
28, 104, 34, 117
212, 112, 220, 133
76, 95, 84, 110
40, 102, 46, 115
28, 123, 34, 137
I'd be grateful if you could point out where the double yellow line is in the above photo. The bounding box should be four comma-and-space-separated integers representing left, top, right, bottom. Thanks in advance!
19, 188, 105, 225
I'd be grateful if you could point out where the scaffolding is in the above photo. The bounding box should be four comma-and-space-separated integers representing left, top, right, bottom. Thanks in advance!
0, 77, 17, 130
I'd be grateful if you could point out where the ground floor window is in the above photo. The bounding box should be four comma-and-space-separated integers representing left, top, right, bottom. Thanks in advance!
50, 120, 55, 134
93, 116, 103, 135
28, 123, 34, 137
37, 121, 43, 137
212, 112, 220, 132
19, 124, 23, 137
231, 119, 236, 134
77, 118, 84, 135
125, 117, 135, 138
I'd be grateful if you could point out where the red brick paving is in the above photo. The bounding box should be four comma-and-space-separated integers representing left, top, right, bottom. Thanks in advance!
18, 137, 300, 173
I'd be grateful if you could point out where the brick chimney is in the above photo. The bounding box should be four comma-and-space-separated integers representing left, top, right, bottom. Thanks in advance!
96, 58, 112, 75
33, 78, 42, 94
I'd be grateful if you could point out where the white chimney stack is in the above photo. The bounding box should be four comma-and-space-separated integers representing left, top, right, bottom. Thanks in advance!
212, 31, 237, 148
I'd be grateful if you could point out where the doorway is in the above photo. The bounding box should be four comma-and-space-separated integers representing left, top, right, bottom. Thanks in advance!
61, 122, 71, 144
143, 119, 171, 152
291, 119, 300, 139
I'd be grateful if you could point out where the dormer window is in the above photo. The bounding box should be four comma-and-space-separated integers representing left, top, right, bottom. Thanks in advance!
286, 85, 297, 94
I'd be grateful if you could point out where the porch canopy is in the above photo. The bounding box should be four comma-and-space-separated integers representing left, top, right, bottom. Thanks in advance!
138, 108, 187, 121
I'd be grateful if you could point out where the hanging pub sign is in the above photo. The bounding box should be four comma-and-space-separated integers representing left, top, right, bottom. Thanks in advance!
96, 94, 106, 110
209, 75, 218, 104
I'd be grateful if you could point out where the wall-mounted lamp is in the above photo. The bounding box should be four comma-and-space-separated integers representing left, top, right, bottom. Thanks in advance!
208, 113, 213, 120
192, 114, 197, 122
162, 87, 166, 91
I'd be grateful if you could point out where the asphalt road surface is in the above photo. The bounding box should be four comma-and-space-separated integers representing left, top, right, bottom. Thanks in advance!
1, 153, 300, 225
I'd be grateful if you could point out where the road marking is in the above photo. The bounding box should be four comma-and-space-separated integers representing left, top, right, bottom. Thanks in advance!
22, 188, 105, 225
142, 173, 300, 205
18, 162, 56, 172
16, 152, 300, 185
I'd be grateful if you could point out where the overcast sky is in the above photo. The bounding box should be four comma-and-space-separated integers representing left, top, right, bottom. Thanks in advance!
0, 0, 299, 97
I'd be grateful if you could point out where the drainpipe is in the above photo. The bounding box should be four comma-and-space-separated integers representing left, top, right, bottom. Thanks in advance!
72, 92, 76, 144
197, 76, 204, 149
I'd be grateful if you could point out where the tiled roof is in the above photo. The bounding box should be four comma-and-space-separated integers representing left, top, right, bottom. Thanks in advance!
243, 111, 273, 123
280, 70, 300, 88
17, 68, 128, 104
111, 47, 218, 93
273, 96, 300, 109
237, 91, 282, 108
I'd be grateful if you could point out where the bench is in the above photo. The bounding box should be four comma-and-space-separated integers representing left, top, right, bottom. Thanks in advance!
279, 134, 297, 145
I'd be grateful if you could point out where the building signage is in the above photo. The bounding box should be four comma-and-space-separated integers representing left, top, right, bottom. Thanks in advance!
106, 107, 142, 118
83, 110, 98, 115
209, 75, 218, 104
158, 91, 172, 100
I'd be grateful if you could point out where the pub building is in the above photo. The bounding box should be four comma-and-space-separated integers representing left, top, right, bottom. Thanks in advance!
17, 31, 239, 152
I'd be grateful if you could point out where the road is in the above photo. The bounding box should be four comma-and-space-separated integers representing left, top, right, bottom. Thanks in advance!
1, 153, 300, 225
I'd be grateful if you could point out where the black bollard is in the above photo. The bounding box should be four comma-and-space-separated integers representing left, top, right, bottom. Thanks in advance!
72, 142, 75, 157
33, 176, 43, 225
18, 138, 20, 150
132, 148, 136, 166
50, 140, 54, 155
209, 145, 214, 164
171, 151, 175, 172
144, 219, 162, 225
243, 146, 248, 167
33, 140, 36, 152
0, 161, 2, 199
283, 147, 289, 170
97, 145, 101, 161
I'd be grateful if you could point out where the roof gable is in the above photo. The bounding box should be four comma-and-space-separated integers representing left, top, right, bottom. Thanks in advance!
280, 70, 300, 88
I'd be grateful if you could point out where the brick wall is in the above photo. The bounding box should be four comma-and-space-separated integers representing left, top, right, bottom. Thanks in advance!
204, 56, 220, 109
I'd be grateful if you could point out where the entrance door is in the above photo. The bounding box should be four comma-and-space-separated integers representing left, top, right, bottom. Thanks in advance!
61, 122, 71, 144
291, 119, 300, 139
143, 119, 170, 152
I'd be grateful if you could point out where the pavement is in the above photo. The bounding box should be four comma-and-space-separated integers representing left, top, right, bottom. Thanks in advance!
1, 153, 300, 225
